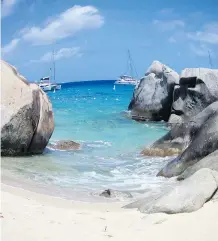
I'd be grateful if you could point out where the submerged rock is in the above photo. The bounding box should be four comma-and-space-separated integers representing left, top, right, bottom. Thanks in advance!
100, 189, 133, 199
126, 169, 218, 214
100, 189, 111, 198
157, 102, 218, 177
1, 60, 54, 156
141, 147, 181, 157
128, 61, 179, 121
48, 140, 81, 151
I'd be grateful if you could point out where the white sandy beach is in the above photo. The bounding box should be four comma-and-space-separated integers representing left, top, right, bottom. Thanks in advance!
1, 183, 218, 241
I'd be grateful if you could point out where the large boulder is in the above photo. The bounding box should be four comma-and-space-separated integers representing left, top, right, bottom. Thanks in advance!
157, 101, 218, 177
128, 61, 179, 121
1, 60, 54, 156
169, 68, 218, 124
125, 168, 218, 214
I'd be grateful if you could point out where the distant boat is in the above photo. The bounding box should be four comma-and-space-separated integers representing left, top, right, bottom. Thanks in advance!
38, 77, 59, 92
38, 50, 61, 92
115, 50, 139, 85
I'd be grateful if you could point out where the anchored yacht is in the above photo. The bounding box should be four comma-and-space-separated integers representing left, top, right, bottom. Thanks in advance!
38, 50, 61, 92
115, 50, 139, 85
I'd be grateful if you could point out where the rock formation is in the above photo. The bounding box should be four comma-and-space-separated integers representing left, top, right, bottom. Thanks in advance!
1, 60, 54, 156
128, 61, 179, 121
128, 62, 218, 214
134, 62, 218, 177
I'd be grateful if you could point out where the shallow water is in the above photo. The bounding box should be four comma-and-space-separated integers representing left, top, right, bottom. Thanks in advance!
2, 81, 173, 200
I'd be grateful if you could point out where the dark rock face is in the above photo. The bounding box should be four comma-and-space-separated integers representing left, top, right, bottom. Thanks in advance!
48, 140, 81, 151
177, 150, 218, 180
1, 60, 54, 156
157, 101, 218, 177
169, 68, 218, 124
128, 61, 179, 121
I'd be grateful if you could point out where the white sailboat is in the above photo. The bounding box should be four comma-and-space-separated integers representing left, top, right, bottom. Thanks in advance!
38, 50, 61, 92
38, 76, 53, 92
115, 50, 139, 85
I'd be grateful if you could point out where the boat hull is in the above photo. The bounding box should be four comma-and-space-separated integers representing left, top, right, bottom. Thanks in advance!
40, 85, 52, 92
38, 83, 62, 92
55, 85, 61, 90
115, 80, 138, 85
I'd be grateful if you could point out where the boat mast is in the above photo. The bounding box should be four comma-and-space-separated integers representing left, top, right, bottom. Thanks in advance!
208, 50, 213, 68
53, 49, 56, 83
127, 49, 138, 79
128, 49, 134, 78
49, 68, 52, 84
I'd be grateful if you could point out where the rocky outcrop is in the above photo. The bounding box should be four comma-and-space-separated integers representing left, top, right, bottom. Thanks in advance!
157, 102, 218, 177
128, 61, 179, 121
47, 140, 81, 151
137, 65, 218, 177
129, 63, 218, 213
1, 60, 54, 156
125, 168, 218, 214
128, 63, 218, 124
169, 68, 218, 124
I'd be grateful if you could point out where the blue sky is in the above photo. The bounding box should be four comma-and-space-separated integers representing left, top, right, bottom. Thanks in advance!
2, 0, 218, 82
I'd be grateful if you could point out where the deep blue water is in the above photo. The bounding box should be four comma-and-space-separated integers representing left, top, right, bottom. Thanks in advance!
2, 81, 171, 200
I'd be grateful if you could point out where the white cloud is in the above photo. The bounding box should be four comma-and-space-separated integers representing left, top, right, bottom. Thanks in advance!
1, 38, 20, 55
187, 22, 218, 44
152, 19, 185, 32
159, 8, 174, 15
21, 5, 104, 45
30, 47, 82, 63
1, 0, 18, 17
189, 43, 212, 57
168, 36, 176, 43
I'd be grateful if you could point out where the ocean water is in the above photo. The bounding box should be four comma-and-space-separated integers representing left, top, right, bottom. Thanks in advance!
2, 80, 173, 200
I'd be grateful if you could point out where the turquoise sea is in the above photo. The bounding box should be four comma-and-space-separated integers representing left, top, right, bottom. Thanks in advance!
2, 81, 173, 200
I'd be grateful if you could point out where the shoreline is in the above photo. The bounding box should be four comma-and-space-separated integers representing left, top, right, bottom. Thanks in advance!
1, 183, 124, 210
1, 173, 130, 203
2, 182, 218, 241
1, 165, 176, 204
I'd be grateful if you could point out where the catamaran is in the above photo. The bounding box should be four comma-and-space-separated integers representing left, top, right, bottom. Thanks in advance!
38, 76, 61, 92
115, 50, 139, 85
38, 50, 61, 92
